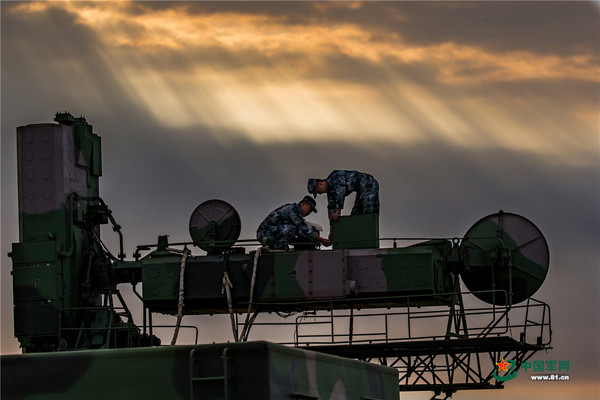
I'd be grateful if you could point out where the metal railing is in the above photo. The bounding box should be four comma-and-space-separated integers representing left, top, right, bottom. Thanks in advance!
232, 289, 551, 349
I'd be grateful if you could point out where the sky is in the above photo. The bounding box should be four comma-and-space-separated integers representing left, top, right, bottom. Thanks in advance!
1, 1, 599, 399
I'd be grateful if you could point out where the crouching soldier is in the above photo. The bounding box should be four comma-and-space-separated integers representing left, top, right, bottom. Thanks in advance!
257, 196, 331, 249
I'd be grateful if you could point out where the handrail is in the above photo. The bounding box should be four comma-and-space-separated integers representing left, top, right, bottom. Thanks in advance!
231, 291, 551, 349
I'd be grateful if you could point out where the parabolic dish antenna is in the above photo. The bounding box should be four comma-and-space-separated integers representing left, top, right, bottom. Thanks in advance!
460, 211, 549, 305
189, 199, 241, 255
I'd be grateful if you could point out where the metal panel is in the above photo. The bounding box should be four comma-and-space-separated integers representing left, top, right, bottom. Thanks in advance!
309, 250, 348, 299
13, 264, 59, 302
10, 242, 57, 265
347, 248, 387, 294
379, 247, 436, 292
17, 123, 87, 215
14, 303, 58, 336
266, 252, 306, 300
332, 214, 379, 249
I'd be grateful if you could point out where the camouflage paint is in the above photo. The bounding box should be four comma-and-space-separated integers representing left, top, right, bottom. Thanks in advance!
9, 114, 138, 352
137, 239, 458, 315
138, 211, 548, 315
1, 341, 399, 400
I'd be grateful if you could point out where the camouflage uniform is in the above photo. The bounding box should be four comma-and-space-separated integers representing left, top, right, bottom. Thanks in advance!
310, 170, 379, 221
257, 202, 318, 249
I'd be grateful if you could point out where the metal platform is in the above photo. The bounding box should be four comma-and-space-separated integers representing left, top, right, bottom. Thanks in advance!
303, 336, 548, 395
302, 336, 544, 358
228, 291, 551, 397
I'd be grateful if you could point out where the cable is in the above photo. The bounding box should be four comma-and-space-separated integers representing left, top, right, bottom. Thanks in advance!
170, 246, 190, 345
239, 247, 261, 341
222, 271, 238, 342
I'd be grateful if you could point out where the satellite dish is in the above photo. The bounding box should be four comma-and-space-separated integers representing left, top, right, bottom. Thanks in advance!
189, 199, 241, 255
460, 211, 549, 305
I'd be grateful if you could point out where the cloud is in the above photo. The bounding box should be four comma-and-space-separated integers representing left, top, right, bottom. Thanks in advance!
14, 2, 598, 82
1, 3, 599, 397
3, 1, 597, 166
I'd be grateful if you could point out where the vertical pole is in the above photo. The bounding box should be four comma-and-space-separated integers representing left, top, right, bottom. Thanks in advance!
406, 298, 411, 340
222, 347, 230, 400
189, 349, 197, 399
330, 304, 334, 343
349, 307, 354, 345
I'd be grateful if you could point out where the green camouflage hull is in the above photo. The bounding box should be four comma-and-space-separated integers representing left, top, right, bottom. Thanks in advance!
142, 243, 456, 315
1, 341, 399, 400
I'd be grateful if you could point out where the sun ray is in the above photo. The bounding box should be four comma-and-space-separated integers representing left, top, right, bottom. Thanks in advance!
5, 1, 598, 165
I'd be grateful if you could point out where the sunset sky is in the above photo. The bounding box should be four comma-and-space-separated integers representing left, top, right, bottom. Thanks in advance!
1, 2, 599, 399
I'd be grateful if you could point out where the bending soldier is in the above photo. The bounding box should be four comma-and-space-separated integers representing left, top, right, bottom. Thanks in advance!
307, 170, 379, 224
257, 196, 331, 250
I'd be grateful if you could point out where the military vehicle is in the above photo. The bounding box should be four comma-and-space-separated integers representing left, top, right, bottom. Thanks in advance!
1, 113, 552, 399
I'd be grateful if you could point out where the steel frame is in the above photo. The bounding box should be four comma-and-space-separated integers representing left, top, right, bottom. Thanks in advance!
231, 286, 551, 396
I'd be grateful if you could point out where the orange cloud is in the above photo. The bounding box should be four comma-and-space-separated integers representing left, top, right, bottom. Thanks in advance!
10, 1, 598, 85
6, 1, 598, 166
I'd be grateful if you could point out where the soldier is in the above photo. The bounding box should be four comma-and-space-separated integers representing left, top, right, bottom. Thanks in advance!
257, 196, 331, 249
307, 170, 379, 224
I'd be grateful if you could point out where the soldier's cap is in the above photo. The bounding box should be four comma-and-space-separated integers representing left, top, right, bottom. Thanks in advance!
307, 178, 322, 198
299, 195, 318, 213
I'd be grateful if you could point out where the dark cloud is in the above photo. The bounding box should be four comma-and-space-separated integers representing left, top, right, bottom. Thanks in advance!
1, 3, 98, 59
136, 1, 600, 57
0, 3, 150, 127
1, 2, 599, 397
376, 1, 599, 56
51, 1, 598, 83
